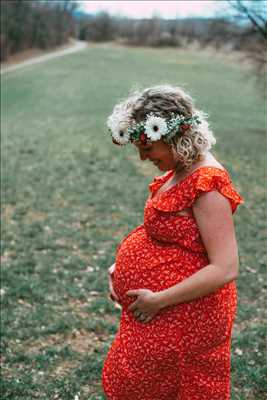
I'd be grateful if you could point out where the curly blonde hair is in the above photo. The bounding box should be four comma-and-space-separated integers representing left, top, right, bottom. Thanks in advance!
118, 84, 216, 170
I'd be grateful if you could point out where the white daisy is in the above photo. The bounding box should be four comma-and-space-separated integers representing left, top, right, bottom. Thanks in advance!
144, 115, 168, 141
112, 122, 130, 145
107, 107, 131, 144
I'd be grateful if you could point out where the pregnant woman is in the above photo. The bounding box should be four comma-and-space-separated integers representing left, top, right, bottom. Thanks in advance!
102, 85, 243, 400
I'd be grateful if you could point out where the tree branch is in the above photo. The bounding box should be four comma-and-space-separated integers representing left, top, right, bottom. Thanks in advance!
228, 0, 267, 39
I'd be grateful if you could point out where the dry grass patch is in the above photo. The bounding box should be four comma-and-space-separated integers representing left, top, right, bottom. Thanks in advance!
68, 297, 96, 318
68, 297, 121, 321
1, 250, 17, 264
25, 333, 67, 356
24, 210, 48, 223
25, 329, 108, 357
50, 359, 81, 378
80, 380, 104, 397
2, 204, 16, 221
233, 315, 265, 337
66, 329, 106, 354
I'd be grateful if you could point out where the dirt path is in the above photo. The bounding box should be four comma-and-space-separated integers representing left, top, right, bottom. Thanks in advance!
1, 40, 87, 75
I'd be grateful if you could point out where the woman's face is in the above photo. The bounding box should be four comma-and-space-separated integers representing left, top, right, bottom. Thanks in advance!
134, 140, 177, 171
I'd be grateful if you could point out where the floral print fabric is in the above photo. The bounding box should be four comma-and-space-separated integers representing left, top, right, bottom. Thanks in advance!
102, 166, 243, 400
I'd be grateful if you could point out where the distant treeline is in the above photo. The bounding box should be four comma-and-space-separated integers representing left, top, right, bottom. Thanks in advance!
1, 1, 265, 65
1, 0, 77, 61
78, 7, 266, 95
78, 12, 249, 51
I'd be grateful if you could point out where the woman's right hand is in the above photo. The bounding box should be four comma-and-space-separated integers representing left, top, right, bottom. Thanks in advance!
108, 263, 121, 305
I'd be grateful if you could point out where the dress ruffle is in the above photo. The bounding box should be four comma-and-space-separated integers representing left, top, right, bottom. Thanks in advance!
150, 167, 244, 214
148, 170, 174, 194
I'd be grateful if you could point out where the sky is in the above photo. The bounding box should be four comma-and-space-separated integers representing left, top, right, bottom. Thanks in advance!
77, 1, 231, 19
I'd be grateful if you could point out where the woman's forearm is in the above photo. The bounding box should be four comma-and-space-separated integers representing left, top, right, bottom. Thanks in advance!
157, 263, 237, 309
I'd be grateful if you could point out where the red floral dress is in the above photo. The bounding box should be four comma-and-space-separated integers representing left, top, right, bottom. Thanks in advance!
102, 166, 243, 400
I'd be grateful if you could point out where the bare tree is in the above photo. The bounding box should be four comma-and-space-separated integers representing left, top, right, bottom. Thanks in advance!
1, 0, 77, 61
228, 0, 267, 38
227, 0, 267, 96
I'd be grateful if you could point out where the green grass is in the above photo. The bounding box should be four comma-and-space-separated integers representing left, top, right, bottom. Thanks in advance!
1, 44, 266, 399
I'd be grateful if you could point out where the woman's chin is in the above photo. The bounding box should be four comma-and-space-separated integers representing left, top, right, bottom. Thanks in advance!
152, 161, 172, 171
156, 163, 167, 171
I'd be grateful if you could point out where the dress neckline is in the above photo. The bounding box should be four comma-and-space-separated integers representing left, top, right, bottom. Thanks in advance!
152, 166, 227, 199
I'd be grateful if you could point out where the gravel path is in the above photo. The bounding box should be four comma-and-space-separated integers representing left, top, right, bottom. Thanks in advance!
1, 40, 87, 74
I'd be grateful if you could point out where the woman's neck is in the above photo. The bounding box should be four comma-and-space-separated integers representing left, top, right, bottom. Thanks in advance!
174, 152, 213, 178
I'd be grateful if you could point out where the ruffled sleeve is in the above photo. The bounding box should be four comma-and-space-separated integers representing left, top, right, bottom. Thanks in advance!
188, 168, 244, 213
150, 167, 244, 214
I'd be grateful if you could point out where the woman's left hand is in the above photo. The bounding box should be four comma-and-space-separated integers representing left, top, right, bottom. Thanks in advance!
126, 289, 162, 323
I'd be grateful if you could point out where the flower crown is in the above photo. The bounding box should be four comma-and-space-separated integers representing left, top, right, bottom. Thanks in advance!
107, 112, 201, 145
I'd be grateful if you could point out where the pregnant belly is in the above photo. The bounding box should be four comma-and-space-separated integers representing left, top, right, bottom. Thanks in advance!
113, 225, 208, 308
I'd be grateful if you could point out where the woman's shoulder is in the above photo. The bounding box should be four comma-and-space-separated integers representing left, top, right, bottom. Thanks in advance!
190, 153, 225, 174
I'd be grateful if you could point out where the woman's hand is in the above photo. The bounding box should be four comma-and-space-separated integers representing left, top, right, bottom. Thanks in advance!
108, 263, 121, 306
126, 289, 163, 323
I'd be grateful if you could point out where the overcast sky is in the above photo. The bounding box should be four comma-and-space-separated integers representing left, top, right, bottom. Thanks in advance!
77, 1, 231, 19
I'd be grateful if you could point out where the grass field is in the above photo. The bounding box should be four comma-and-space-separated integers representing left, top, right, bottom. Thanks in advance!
1, 43, 266, 399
